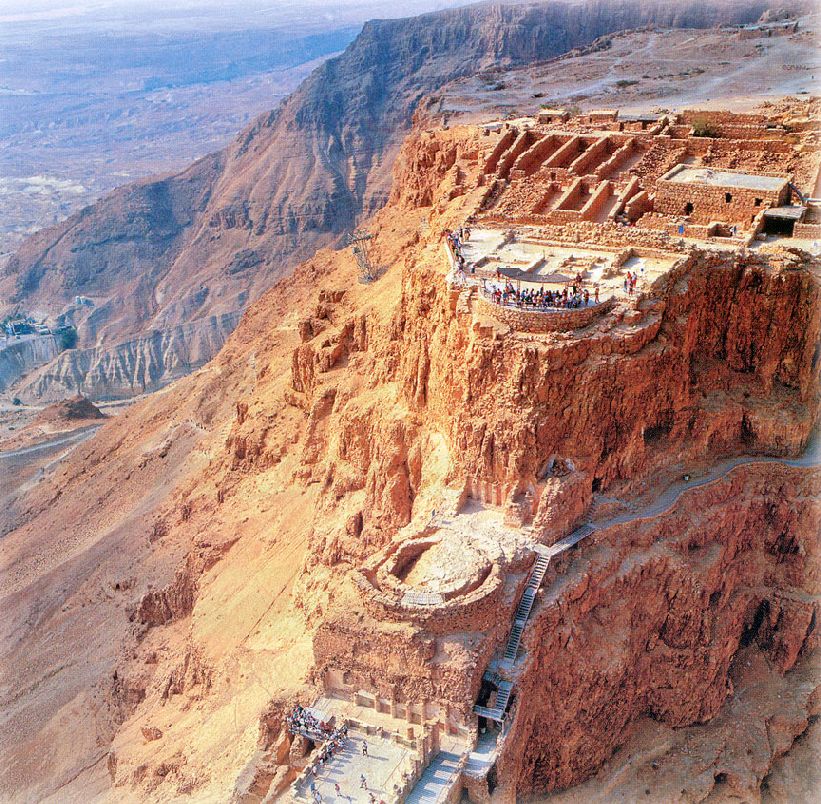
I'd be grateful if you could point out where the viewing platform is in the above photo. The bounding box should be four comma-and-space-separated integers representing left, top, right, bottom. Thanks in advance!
442, 225, 682, 333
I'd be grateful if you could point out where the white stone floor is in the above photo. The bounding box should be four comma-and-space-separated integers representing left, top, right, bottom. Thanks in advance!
294, 727, 414, 803
458, 226, 674, 299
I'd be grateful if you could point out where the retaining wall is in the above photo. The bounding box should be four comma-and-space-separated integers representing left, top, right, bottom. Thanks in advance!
351, 564, 506, 635
475, 295, 615, 333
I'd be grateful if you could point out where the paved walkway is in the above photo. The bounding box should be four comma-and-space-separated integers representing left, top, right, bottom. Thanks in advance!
592, 443, 820, 533
293, 727, 412, 803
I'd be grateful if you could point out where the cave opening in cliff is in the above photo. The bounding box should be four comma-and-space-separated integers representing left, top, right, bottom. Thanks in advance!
740, 600, 771, 648
643, 414, 674, 445
740, 415, 756, 447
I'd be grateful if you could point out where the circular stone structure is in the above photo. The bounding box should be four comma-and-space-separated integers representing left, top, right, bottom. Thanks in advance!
382, 534, 492, 600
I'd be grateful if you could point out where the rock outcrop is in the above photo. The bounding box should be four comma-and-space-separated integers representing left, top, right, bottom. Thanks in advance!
0, 333, 60, 394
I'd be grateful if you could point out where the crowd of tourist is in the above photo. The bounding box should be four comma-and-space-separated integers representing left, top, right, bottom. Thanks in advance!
445, 226, 473, 280
445, 226, 646, 311
288, 705, 357, 802
287, 703, 421, 802
482, 279, 599, 310
287, 704, 347, 744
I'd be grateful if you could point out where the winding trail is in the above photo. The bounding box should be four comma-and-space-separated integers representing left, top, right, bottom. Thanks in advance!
588, 442, 821, 537
0, 423, 101, 461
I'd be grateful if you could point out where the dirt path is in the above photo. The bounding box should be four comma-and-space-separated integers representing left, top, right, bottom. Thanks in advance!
0, 424, 102, 532
592, 444, 819, 535
0, 423, 100, 460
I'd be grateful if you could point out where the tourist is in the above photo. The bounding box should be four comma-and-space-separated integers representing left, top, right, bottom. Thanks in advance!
362, 740, 368, 757
360, 775, 368, 789
334, 782, 341, 796
594, 285, 600, 304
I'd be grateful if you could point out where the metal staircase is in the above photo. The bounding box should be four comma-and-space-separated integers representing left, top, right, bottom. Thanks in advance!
494, 680, 514, 710
501, 618, 527, 668
473, 524, 597, 723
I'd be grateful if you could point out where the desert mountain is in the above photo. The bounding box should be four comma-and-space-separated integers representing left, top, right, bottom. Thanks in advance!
1, 89, 818, 801
0, 0, 804, 401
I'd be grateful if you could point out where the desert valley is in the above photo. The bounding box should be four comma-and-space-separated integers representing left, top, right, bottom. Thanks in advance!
0, 1, 819, 803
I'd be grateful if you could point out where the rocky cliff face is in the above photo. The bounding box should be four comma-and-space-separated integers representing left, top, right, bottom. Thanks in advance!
0, 0, 800, 400
503, 462, 819, 798
0, 334, 60, 394
15, 311, 241, 402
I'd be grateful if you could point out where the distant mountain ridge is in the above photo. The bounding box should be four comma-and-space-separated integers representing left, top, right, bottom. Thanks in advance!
0, 0, 805, 401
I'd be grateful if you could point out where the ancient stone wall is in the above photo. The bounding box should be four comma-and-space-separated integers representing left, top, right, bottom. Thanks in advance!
580, 180, 614, 220
595, 139, 637, 179
350, 564, 511, 635
475, 295, 615, 332
513, 134, 560, 176
483, 127, 517, 175
311, 611, 502, 724
654, 177, 788, 225
794, 222, 821, 239
680, 110, 772, 126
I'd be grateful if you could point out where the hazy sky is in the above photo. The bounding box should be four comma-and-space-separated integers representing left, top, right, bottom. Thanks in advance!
0, 0, 470, 25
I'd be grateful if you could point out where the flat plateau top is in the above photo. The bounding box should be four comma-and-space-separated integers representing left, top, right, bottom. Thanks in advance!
667, 167, 786, 191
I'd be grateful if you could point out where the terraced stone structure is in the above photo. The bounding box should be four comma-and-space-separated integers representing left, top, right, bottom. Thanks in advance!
440, 106, 821, 337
